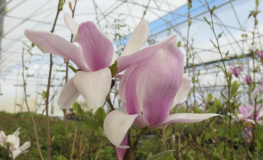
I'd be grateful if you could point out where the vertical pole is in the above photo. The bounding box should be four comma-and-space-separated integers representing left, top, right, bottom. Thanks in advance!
0, 0, 6, 73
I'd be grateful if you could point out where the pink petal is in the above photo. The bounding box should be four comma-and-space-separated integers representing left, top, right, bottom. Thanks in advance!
24, 30, 89, 72
172, 74, 191, 106
121, 20, 149, 56
115, 134, 128, 160
73, 68, 112, 111
117, 36, 177, 73
57, 78, 80, 109
137, 41, 184, 127
77, 22, 113, 71
155, 113, 221, 127
119, 63, 148, 115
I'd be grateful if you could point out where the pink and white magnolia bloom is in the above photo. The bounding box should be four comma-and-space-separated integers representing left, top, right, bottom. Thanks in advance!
9, 138, 31, 160
103, 33, 220, 157
234, 105, 263, 125
0, 127, 21, 146
0, 127, 30, 159
24, 13, 149, 111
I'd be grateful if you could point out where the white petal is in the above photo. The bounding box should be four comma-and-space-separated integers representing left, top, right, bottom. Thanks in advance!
13, 127, 21, 136
58, 78, 80, 109
19, 142, 31, 151
7, 135, 20, 147
121, 20, 149, 56
244, 119, 255, 124
251, 88, 258, 100
172, 74, 191, 106
10, 149, 22, 160
104, 110, 138, 148
73, 68, 111, 111
156, 113, 221, 127
64, 13, 79, 37
111, 53, 117, 65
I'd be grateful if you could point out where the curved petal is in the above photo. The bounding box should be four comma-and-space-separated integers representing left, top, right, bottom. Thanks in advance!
244, 119, 255, 124
137, 42, 184, 127
172, 74, 192, 106
119, 63, 148, 115
77, 22, 113, 71
103, 110, 138, 148
121, 20, 149, 56
13, 127, 21, 137
73, 68, 112, 111
58, 78, 80, 109
19, 142, 31, 151
155, 113, 221, 127
64, 13, 79, 38
10, 149, 22, 160
117, 35, 177, 73
116, 134, 128, 160
24, 30, 89, 72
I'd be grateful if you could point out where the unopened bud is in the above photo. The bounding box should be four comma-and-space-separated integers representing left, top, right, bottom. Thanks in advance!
69, 2, 73, 11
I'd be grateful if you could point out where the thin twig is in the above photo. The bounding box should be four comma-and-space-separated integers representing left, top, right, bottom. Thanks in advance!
22, 48, 44, 160
94, 140, 103, 160
92, 0, 101, 28
141, 0, 151, 20
45, 1, 62, 159
70, 127, 78, 160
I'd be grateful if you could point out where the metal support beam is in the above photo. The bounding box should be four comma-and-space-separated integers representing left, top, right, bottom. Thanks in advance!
0, 0, 6, 73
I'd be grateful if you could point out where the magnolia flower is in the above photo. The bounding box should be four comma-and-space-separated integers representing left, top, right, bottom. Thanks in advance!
24, 13, 149, 111
9, 138, 31, 159
256, 50, 263, 59
231, 66, 243, 77
103, 34, 220, 159
245, 75, 251, 85
233, 105, 263, 125
0, 127, 21, 146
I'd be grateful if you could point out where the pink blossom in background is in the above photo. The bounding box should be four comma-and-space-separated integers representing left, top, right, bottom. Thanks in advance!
103, 30, 220, 158
231, 66, 243, 77
237, 105, 263, 125
243, 128, 252, 143
245, 75, 251, 85
256, 50, 263, 59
